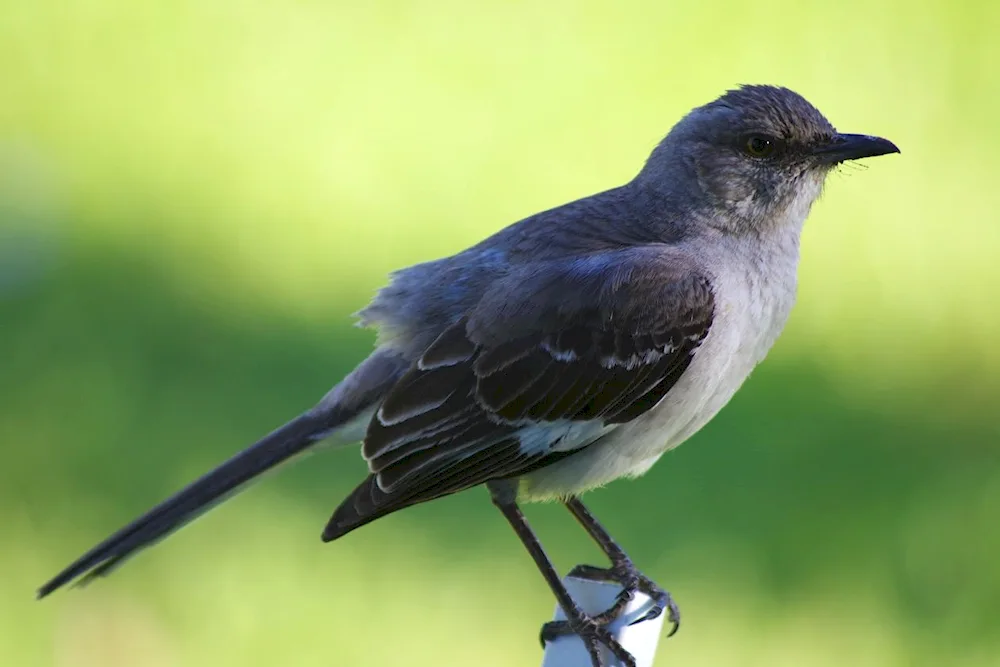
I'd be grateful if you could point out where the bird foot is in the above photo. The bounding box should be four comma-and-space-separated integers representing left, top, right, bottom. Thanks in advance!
538, 561, 679, 666
567, 561, 681, 634
539, 608, 637, 667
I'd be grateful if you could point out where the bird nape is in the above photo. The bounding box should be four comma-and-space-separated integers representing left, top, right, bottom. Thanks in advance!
38, 84, 898, 667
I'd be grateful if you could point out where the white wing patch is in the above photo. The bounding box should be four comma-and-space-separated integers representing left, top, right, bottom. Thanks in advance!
516, 420, 615, 456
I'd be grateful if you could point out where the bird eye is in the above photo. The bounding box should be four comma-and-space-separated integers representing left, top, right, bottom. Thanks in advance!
744, 134, 776, 158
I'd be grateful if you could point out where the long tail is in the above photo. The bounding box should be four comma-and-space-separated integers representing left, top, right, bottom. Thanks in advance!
37, 350, 406, 599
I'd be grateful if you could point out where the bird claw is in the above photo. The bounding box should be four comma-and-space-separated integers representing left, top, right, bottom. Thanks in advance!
540, 615, 637, 667
537, 561, 679, 665
567, 561, 681, 636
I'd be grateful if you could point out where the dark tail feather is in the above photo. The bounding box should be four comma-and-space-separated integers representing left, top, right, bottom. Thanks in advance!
37, 410, 335, 599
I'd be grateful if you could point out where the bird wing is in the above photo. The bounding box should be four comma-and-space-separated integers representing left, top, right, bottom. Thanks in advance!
323, 246, 715, 539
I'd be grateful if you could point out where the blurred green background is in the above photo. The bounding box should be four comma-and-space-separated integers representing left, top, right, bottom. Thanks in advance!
3, 1, 999, 665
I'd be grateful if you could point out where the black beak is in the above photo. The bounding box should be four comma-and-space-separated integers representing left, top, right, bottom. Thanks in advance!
812, 133, 900, 164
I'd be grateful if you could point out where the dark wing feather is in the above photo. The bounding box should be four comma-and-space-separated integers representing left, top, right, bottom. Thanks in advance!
323, 248, 715, 541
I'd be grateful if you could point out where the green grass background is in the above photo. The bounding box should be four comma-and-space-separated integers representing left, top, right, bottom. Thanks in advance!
2, 1, 999, 665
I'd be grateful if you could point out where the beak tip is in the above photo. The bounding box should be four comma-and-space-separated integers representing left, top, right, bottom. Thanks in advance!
882, 138, 901, 155
851, 134, 901, 159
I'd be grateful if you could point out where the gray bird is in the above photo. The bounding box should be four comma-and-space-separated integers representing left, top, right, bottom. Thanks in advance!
38, 85, 898, 666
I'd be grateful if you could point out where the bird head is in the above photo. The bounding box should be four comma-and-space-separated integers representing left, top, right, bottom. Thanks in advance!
638, 85, 899, 234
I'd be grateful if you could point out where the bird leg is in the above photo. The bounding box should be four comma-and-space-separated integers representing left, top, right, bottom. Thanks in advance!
488, 482, 636, 667
540, 497, 680, 643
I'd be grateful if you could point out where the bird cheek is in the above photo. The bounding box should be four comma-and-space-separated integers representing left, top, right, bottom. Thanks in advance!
695, 156, 753, 204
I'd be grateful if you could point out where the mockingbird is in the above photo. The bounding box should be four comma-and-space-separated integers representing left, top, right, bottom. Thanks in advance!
38, 85, 898, 666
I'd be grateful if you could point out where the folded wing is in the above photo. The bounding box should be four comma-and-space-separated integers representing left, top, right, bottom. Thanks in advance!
323, 247, 715, 540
